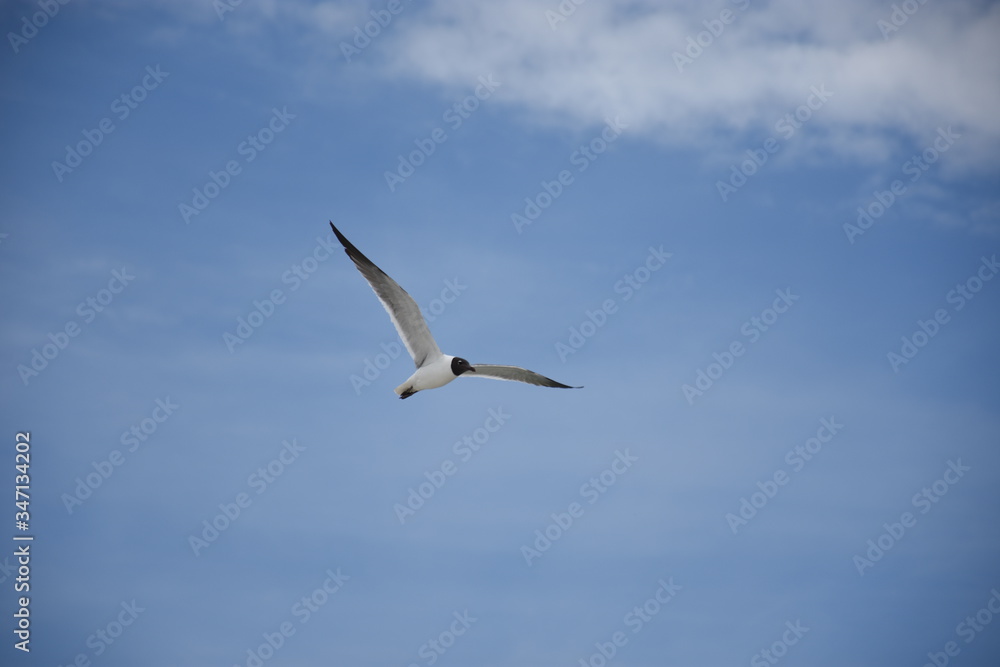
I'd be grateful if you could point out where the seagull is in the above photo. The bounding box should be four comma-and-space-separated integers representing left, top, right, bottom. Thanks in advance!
329, 222, 581, 399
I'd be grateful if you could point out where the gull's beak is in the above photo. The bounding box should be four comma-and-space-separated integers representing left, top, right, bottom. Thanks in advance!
468, 366, 477, 372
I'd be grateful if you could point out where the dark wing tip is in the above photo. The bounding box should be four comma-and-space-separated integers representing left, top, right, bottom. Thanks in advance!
534, 372, 581, 389
329, 221, 383, 273
329, 221, 352, 250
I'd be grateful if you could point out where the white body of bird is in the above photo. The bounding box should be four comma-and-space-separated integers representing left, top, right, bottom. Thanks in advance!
395, 354, 461, 396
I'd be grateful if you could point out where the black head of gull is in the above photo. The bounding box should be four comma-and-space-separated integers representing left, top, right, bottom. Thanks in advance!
451, 357, 476, 376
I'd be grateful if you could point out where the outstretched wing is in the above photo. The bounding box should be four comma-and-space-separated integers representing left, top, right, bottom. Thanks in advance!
468, 364, 581, 389
330, 222, 442, 368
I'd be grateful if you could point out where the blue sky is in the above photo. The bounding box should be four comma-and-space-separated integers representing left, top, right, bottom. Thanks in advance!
2, 0, 999, 665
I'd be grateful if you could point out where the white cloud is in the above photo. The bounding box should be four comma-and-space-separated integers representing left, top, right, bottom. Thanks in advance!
112, 0, 1000, 173
363, 0, 1000, 171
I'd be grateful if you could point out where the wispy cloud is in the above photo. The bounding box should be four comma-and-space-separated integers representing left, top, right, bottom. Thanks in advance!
100, 0, 1000, 174
328, 0, 1000, 171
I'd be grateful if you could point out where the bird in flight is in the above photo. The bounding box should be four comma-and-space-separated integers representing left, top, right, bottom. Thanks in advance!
330, 222, 581, 399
